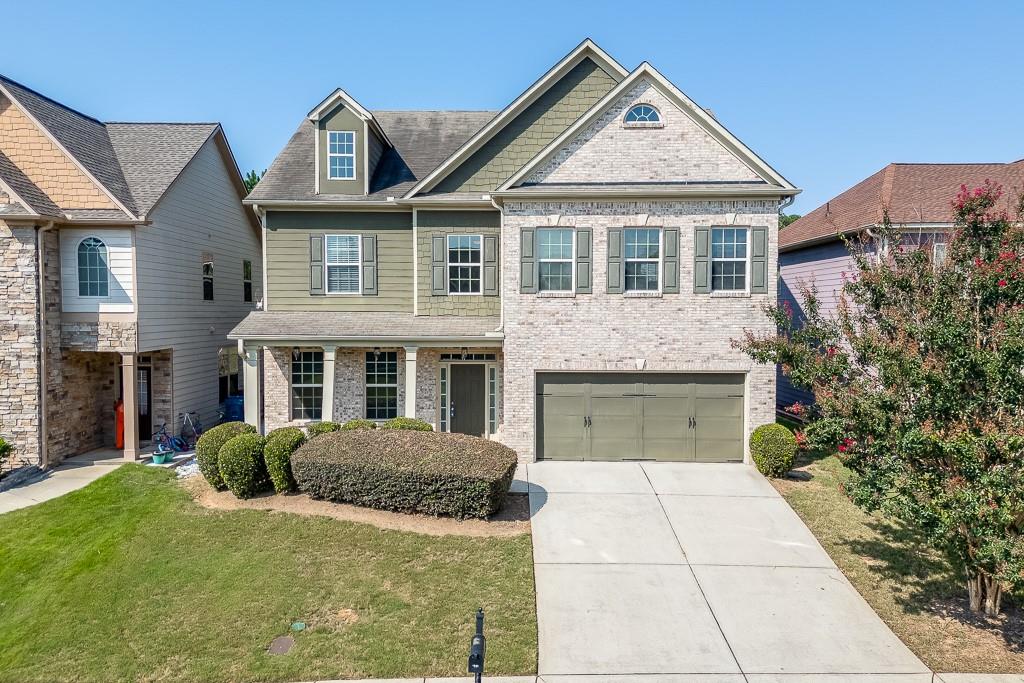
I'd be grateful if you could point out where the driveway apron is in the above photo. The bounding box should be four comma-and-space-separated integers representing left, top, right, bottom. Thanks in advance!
526, 461, 929, 681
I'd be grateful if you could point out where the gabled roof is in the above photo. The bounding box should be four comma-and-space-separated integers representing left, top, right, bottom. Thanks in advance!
402, 38, 629, 198
307, 87, 393, 149
781, 161, 1024, 251
498, 62, 798, 195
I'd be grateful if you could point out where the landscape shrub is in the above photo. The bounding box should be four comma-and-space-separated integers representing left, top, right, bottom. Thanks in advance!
306, 421, 340, 437
291, 430, 516, 519
0, 437, 12, 471
750, 424, 797, 478
218, 433, 269, 499
380, 417, 433, 431
340, 419, 377, 431
195, 421, 256, 490
264, 427, 306, 493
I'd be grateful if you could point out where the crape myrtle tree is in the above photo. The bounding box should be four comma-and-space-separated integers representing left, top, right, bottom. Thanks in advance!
738, 181, 1024, 616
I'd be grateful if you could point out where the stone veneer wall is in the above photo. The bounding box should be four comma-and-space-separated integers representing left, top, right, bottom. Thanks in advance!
416, 226, 502, 316
149, 349, 174, 439
499, 199, 779, 461
47, 351, 119, 460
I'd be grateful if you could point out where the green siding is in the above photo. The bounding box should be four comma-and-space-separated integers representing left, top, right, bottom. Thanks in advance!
432, 58, 618, 193
318, 103, 365, 195
416, 211, 501, 317
267, 211, 412, 230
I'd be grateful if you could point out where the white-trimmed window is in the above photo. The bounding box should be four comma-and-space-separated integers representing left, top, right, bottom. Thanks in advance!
291, 349, 323, 421
242, 259, 253, 302
365, 351, 398, 420
711, 227, 749, 291
447, 234, 482, 294
325, 234, 361, 294
624, 228, 661, 291
537, 228, 574, 292
327, 131, 356, 179
624, 104, 662, 126
77, 237, 109, 297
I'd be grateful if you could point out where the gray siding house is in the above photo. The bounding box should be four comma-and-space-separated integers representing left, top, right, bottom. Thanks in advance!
0, 75, 262, 467
234, 40, 799, 463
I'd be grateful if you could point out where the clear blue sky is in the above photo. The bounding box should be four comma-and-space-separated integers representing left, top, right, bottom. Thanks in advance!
5, 1, 1022, 213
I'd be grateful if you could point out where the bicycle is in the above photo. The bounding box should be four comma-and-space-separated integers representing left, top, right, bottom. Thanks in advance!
179, 411, 203, 449
153, 423, 188, 454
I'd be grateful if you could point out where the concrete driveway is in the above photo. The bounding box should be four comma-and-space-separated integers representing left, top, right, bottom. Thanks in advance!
526, 461, 930, 682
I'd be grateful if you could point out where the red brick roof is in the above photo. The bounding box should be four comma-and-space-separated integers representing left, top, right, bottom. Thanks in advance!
781, 161, 1024, 250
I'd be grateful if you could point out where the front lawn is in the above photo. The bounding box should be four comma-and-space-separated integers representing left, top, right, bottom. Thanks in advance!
0, 465, 537, 683
774, 453, 1024, 673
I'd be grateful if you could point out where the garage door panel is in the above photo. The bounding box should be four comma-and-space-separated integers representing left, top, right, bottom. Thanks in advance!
694, 395, 744, 462
539, 392, 587, 461
590, 396, 640, 460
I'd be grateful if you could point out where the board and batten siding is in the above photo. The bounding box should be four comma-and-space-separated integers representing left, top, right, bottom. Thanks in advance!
134, 136, 262, 429
59, 228, 134, 313
265, 211, 413, 312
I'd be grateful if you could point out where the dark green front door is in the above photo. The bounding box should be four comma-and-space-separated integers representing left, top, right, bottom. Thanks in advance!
450, 364, 486, 436
536, 373, 744, 462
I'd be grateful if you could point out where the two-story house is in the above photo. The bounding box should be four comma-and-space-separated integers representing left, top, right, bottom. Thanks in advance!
0, 75, 262, 468
233, 39, 798, 462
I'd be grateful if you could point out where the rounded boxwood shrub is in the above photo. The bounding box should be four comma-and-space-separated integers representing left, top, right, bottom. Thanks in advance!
264, 427, 306, 493
341, 418, 377, 431
306, 421, 340, 438
380, 416, 433, 432
750, 423, 798, 478
218, 433, 269, 499
195, 421, 256, 490
291, 430, 516, 519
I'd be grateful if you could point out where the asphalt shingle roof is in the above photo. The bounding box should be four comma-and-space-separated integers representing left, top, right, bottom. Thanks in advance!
248, 110, 497, 202
228, 311, 503, 340
782, 161, 1024, 250
0, 148, 62, 217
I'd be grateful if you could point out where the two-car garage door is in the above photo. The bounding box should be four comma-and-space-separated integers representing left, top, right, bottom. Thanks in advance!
537, 373, 745, 462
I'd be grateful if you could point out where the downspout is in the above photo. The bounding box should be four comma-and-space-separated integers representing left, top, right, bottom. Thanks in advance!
36, 221, 55, 468
488, 195, 504, 333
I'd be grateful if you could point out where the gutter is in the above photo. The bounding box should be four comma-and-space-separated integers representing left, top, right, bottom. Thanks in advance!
491, 187, 801, 200
35, 221, 55, 468
489, 194, 505, 334
226, 334, 504, 346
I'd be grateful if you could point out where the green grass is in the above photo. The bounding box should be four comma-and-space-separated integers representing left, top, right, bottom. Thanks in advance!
0, 465, 537, 683
775, 452, 1024, 673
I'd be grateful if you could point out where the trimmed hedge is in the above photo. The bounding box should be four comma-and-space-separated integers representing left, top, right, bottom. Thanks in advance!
265, 427, 306, 493
195, 421, 256, 490
750, 423, 798, 478
218, 433, 269, 499
307, 421, 340, 437
341, 419, 377, 431
291, 430, 517, 519
381, 417, 433, 432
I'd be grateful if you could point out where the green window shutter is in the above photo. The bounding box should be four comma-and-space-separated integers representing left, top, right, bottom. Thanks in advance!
694, 228, 711, 293
483, 235, 499, 296
520, 228, 537, 293
431, 234, 446, 295
361, 234, 377, 295
750, 226, 768, 293
575, 229, 592, 293
606, 228, 624, 293
310, 234, 324, 295
663, 228, 679, 293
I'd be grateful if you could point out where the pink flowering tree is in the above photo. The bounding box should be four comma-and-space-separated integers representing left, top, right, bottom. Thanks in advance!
737, 182, 1024, 616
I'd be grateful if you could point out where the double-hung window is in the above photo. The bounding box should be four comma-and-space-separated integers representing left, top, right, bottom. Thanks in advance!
448, 234, 482, 294
325, 234, 361, 294
327, 131, 356, 179
365, 351, 398, 419
538, 228, 574, 292
711, 227, 748, 291
291, 349, 323, 421
624, 228, 661, 291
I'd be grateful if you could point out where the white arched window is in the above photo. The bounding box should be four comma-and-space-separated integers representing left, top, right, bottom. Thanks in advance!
77, 237, 109, 297
624, 104, 662, 125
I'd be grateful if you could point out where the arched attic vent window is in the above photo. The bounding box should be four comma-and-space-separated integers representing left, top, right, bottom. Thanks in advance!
623, 104, 663, 127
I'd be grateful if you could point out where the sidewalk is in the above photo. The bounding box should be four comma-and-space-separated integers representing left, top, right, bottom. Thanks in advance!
0, 450, 125, 514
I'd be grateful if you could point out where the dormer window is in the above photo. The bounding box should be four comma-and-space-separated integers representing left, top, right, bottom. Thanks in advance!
623, 104, 662, 127
327, 130, 356, 179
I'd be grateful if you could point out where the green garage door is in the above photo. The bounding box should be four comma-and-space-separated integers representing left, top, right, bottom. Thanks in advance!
537, 373, 744, 462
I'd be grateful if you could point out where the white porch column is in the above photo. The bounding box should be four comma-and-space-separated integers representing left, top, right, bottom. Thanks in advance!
404, 346, 418, 418
242, 345, 260, 430
121, 353, 140, 461
321, 344, 337, 422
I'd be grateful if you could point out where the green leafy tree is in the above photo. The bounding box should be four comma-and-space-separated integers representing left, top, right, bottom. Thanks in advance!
243, 169, 265, 194
738, 182, 1024, 616
779, 213, 801, 229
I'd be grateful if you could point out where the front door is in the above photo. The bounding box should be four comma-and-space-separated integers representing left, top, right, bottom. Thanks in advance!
450, 364, 486, 436
138, 367, 152, 440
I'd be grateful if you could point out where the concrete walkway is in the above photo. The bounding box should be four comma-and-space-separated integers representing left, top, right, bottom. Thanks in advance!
0, 450, 124, 514
525, 461, 933, 682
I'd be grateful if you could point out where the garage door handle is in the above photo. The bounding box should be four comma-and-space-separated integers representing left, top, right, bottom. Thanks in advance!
583, 416, 591, 428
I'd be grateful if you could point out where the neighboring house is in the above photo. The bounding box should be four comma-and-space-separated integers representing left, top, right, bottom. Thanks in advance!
778, 160, 1024, 411
233, 39, 798, 463
0, 75, 262, 467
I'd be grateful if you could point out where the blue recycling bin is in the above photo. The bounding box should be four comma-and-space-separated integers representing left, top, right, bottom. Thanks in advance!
224, 395, 245, 422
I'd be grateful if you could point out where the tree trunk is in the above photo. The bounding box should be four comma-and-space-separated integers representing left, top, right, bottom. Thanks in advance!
967, 571, 1004, 616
